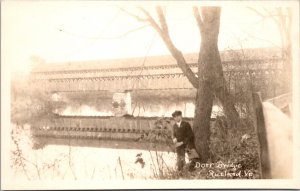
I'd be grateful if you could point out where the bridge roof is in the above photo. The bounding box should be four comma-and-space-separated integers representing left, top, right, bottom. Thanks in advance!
31, 47, 282, 73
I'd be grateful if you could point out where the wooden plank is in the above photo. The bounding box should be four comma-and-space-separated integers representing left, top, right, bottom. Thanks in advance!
253, 92, 271, 179
265, 93, 291, 110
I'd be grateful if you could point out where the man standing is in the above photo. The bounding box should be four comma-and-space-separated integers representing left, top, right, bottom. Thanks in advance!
172, 110, 195, 171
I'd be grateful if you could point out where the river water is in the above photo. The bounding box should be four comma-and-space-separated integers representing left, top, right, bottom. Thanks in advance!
9, 125, 178, 181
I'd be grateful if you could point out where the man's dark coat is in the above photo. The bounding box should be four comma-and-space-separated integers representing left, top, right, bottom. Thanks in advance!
173, 121, 194, 149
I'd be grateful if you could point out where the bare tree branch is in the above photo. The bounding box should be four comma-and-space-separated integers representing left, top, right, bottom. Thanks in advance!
125, 6, 199, 88
139, 7, 164, 36
156, 6, 169, 34
248, 7, 266, 18
193, 7, 204, 33
248, 7, 280, 26
248, 7, 292, 90
99, 24, 151, 40
264, 8, 281, 27
193, 6, 205, 65
120, 6, 199, 87
247, 7, 285, 48
119, 7, 148, 22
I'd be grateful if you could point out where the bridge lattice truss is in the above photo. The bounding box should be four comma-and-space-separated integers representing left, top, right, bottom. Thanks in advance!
31, 59, 286, 93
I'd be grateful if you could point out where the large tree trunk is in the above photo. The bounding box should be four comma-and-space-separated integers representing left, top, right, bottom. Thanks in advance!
194, 7, 239, 128
193, 81, 214, 162
193, 7, 239, 161
193, 7, 220, 161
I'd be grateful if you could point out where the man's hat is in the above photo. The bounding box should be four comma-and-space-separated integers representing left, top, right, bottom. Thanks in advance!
172, 110, 182, 117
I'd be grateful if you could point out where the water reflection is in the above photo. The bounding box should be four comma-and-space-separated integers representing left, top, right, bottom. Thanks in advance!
34, 136, 175, 152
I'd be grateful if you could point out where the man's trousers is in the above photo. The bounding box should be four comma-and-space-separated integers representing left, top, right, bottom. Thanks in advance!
176, 145, 186, 171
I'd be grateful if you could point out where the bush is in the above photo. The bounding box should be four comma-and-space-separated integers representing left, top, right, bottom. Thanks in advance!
11, 75, 66, 126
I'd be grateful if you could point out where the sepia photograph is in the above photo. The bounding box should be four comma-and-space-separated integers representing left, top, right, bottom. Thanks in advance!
1, 0, 300, 189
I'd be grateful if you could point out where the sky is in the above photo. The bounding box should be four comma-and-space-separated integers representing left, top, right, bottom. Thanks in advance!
2, 1, 297, 74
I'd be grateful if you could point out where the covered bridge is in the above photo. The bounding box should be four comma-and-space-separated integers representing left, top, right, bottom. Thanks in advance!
31, 47, 286, 118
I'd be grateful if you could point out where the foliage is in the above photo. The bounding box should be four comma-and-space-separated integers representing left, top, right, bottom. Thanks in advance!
137, 117, 173, 146
209, 117, 260, 179
136, 117, 261, 179
10, 124, 74, 180
11, 75, 66, 126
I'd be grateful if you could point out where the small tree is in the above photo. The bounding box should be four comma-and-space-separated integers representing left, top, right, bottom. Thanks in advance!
249, 7, 292, 91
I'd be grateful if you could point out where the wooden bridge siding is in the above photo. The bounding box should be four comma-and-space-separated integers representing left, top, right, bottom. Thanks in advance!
34, 122, 155, 141
38, 117, 176, 131
33, 116, 197, 142
224, 69, 286, 99
31, 58, 283, 81
32, 67, 197, 80
50, 117, 158, 131
36, 77, 194, 91
34, 68, 285, 93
